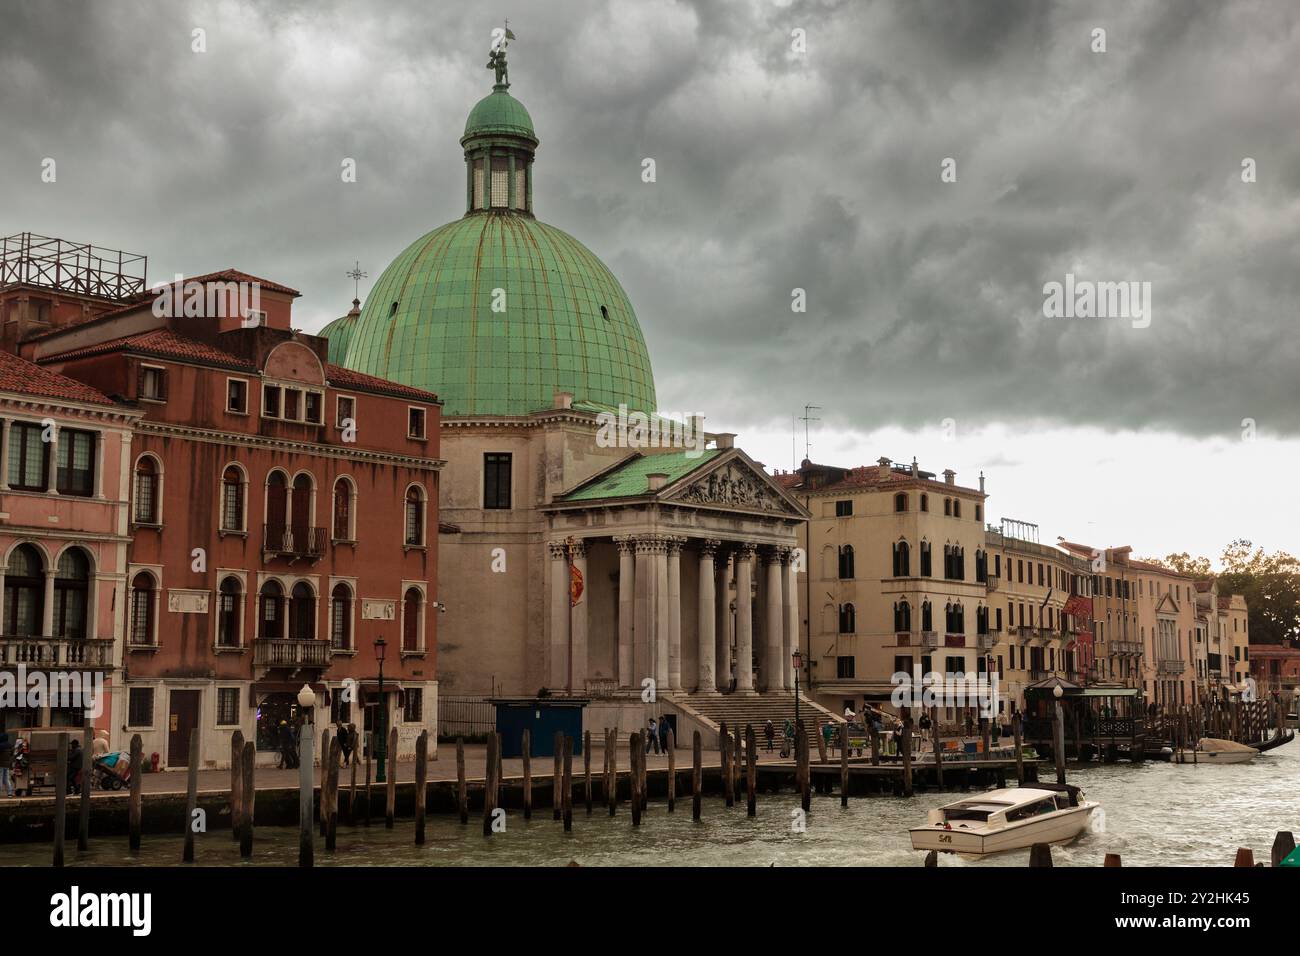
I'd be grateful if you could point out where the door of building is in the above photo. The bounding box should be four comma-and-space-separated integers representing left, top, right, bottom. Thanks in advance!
168, 690, 201, 766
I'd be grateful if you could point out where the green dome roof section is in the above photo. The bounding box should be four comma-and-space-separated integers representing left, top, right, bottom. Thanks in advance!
463, 87, 536, 142
319, 299, 360, 365
340, 213, 657, 417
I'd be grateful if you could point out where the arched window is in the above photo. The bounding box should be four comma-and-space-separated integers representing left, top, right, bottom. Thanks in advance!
975, 504, 982, 522
4, 544, 44, 637
221, 465, 245, 532
838, 603, 856, 635
920, 494, 928, 512
953, 499, 962, 518
332, 478, 353, 541
290, 474, 314, 549
892, 540, 910, 577
944, 498, 951, 516
921, 600, 933, 633
975, 549, 987, 583
331, 583, 352, 650
54, 548, 90, 640
217, 577, 241, 647
402, 586, 422, 652
265, 471, 288, 546
259, 581, 284, 640
920, 541, 932, 577
894, 600, 911, 633
894, 492, 907, 513
289, 582, 315, 641
134, 456, 159, 524
944, 602, 965, 635
130, 571, 155, 645
977, 606, 989, 635
837, 544, 855, 579
404, 486, 425, 546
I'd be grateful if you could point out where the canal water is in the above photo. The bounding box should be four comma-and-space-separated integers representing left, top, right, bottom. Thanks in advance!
3, 743, 1295, 867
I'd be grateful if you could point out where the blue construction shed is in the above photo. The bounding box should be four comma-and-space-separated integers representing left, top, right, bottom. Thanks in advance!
491, 697, 588, 758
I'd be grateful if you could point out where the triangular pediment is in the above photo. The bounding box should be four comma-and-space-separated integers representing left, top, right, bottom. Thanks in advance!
664, 449, 808, 518
1154, 591, 1180, 615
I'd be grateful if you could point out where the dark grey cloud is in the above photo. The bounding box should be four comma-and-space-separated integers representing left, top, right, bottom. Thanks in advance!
3, 0, 1297, 439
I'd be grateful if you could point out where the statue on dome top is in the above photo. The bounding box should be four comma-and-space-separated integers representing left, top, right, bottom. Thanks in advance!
487, 22, 515, 87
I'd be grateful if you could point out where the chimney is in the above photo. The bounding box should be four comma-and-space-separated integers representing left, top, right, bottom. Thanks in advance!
943, 469, 956, 485
911, 456, 918, 478
877, 456, 891, 479
553, 390, 574, 410
646, 472, 668, 492
716, 432, 735, 449
979, 470, 985, 494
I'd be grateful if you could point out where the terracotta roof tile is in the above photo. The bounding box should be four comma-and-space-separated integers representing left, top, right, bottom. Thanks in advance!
183, 269, 300, 297
0, 349, 115, 406
43, 328, 255, 369
326, 364, 440, 403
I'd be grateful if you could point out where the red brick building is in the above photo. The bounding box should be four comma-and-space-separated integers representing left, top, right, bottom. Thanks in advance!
4, 260, 442, 768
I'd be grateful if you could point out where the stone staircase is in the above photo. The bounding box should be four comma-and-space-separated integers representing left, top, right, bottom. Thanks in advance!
665, 691, 844, 749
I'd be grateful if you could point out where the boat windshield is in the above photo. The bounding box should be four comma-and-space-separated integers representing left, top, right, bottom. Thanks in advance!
943, 802, 1005, 822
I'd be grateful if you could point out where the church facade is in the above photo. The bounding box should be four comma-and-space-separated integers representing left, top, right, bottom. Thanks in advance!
324, 44, 827, 738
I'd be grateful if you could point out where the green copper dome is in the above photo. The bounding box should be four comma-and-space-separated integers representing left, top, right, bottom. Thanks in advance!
464, 87, 535, 141
335, 74, 657, 417
319, 299, 360, 365
341, 214, 656, 417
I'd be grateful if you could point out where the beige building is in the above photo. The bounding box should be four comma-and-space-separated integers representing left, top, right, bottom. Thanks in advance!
986, 524, 1096, 713
778, 457, 990, 719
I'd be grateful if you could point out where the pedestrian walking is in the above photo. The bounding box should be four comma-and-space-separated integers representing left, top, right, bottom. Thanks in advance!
646, 718, 660, 755
658, 717, 671, 753
279, 720, 298, 769
764, 719, 775, 752
918, 711, 932, 753
0, 730, 13, 798
337, 721, 353, 766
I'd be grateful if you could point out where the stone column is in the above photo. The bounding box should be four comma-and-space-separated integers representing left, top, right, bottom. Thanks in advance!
42, 567, 57, 637
654, 539, 670, 691
548, 541, 570, 691
764, 548, 786, 692
570, 539, 588, 693
715, 550, 731, 692
783, 549, 799, 692
634, 538, 656, 689
46, 425, 59, 494
696, 540, 720, 694
0, 419, 9, 490
666, 538, 682, 691
616, 536, 636, 688
734, 544, 756, 694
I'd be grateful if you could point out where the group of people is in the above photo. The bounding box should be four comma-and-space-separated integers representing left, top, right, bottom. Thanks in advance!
277, 719, 360, 769
643, 717, 673, 753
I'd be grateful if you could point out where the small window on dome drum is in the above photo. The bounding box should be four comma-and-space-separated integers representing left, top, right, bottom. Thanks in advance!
515, 167, 527, 209
473, 160, 485, 209
491, 158, 509, 207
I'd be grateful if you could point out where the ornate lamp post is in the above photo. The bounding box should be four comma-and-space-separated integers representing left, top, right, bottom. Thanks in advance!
296, 683, 316, 867
792, 649, 803, 730
374, 636, 388, 784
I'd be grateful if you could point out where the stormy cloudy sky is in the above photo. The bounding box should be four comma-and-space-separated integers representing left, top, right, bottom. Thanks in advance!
3, 0, 1298, 563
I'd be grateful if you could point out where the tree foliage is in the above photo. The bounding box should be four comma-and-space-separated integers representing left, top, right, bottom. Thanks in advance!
1217, 539, 1300, 645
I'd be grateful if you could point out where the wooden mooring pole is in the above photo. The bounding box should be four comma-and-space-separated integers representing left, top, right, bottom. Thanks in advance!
745, 724, 757, 817
385, 726, 398, 829
840, 723, 849, 807
584, 730, 593, 815
363, 732, 373, 827
1013, 712, 1024, 783
606, 728, 617, 817
78, 723, 92, 851
53, 733, 68, 868
348, 726, 358, 826
562, 735, 573, 833
414, 731, 427, 845
522, 729, 532, 820
483, 731, 500, 837
720, 722, 732, 808
319, 728, 330, 836
230, 729, 244, 841
326, 737, 340, 851
692, 730, 702, 821
456, 736, 467, 824
900, 709, 913, 798
182, 727, 200, 863
629, 733, 642, 826
128, 733, 143, 852
240, 740, 255, 858
932, 707, 944, 788
797, 720, 811, 812
666, 729, 676, 813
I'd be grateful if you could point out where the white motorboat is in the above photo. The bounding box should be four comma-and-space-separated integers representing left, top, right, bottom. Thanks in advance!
1173, 737, 1258, 765
909, 784, 1098, 858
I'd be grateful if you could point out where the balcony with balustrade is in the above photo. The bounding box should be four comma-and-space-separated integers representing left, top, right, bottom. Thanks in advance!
0, 635, 114, 670
262, 523, 327, 562
253, 638, 332, 674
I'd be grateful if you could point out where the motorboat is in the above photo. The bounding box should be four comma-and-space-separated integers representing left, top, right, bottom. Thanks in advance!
1173, 737, 1258, 765
909, 783, 1097, 858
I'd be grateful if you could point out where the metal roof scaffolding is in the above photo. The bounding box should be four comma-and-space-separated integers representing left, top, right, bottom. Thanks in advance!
0, 232, 147, 300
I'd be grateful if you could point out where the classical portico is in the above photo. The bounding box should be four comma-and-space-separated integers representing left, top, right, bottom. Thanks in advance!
541, 446, 808, 699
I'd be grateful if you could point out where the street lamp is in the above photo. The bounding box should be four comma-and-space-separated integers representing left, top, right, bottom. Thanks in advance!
374, 637, 387, 784
792, 649, 803, 730
296, 683, 316, 867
